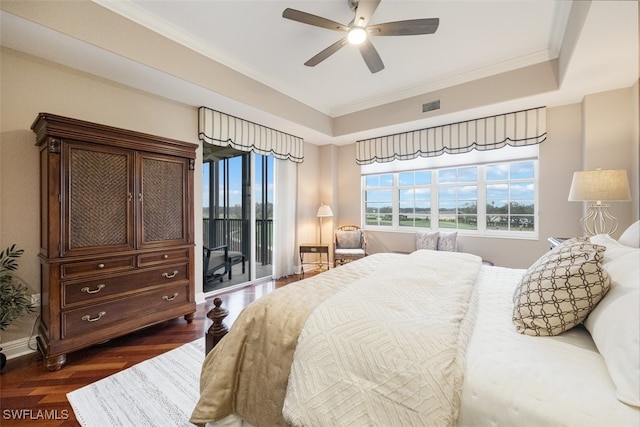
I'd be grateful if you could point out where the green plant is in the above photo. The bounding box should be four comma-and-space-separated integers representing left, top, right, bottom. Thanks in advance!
0, 244, 35, 331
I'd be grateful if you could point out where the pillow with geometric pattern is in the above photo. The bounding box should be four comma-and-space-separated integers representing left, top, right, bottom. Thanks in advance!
512, 238, 610, 336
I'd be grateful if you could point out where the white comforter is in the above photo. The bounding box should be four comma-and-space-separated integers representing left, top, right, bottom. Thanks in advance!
283, 250, 482, 427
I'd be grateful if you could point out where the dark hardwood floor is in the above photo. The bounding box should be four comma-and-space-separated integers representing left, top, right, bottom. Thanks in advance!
0, 274, 310, 427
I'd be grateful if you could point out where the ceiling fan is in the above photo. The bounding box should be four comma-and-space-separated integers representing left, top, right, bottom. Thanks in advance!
282, 0, 439, 74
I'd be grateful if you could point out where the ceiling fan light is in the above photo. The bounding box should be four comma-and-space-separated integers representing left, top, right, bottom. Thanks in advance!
347, 27, 367, 45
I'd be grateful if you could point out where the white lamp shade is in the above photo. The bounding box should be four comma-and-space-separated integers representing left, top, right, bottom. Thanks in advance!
568, 169, 631, 202
317, 203, 333, 217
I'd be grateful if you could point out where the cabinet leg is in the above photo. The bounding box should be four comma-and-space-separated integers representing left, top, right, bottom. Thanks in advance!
184, 312, 195, 324
44, 354, 66, 371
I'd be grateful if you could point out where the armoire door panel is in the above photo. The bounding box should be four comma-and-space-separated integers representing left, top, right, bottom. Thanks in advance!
63, 142, 135, 257
138, 153, 189, 248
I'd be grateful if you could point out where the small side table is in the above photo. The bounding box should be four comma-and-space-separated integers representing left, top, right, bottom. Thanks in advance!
548, 237, 570, 249
299, 244, 329, 277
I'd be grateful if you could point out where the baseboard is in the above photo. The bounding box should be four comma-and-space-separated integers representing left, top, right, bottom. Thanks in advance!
195, 292, 206, 305
2, 336, 38, 360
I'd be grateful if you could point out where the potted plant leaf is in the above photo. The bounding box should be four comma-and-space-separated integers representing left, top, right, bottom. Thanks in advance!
0, 244, 35, 371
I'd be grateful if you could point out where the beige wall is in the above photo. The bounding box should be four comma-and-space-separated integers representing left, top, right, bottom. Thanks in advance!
330, 88, 639, 268
582, 87, 637, 233
1, 45, 637, 357
0, 48, 204, 351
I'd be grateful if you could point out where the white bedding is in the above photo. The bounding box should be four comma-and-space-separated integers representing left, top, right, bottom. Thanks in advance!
459, 265, 639, 426
205, 255, 640, 427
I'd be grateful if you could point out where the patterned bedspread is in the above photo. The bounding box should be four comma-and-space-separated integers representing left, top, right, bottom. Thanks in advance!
190, 252, 408, 426
283, 250, 481, 426
190, 251, 481, 427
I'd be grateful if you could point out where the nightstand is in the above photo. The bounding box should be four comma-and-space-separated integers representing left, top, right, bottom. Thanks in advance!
299, 244, 330, 276
548, 237, 570, 249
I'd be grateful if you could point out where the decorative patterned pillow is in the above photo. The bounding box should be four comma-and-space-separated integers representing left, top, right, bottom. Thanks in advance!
438, 231, 458, 252
336, 230, 362, 249
512, 238, 610, 336
415, 231, 439, 250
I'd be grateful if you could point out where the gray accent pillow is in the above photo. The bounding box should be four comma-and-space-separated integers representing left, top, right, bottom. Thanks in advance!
512, 238, 610, 336
438, 231, 458, 252
415, 231, 439, 250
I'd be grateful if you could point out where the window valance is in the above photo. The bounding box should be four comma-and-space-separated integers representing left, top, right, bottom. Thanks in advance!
198, 107, 304, 163
356, 107, 546, 165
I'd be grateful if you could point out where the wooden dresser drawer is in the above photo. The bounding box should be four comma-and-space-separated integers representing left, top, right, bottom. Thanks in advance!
138, 249, 190, 267
61, 256, 136, 279
62, 263, 189, 307
61, 283, 190, 338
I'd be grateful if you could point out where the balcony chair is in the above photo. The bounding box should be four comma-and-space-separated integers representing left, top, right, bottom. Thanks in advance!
203, 245, 230, 284
334, 225, 367, 267
228, 250, 246, 276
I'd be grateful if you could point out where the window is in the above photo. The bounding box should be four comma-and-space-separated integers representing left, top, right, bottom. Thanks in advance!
362, 159, 537, 237
364, 174, 393, 226
485, 161, 535, 232
399, 171, 431, 228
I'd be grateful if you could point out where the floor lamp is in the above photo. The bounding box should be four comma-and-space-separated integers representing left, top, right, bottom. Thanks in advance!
568, 168, 631, 236
317, 203, 333, 244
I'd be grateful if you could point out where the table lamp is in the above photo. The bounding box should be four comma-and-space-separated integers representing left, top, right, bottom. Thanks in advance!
568, 168, 631, 236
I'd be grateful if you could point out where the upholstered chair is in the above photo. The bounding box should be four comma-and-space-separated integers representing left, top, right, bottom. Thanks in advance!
334, 225, 367, 267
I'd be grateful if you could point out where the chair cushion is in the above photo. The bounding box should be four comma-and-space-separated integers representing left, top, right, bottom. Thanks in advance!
336, 230, 362, 249
335, 248, 365, 256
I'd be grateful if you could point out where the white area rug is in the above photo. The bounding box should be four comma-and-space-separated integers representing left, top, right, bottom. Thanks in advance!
67, 338, 205, 427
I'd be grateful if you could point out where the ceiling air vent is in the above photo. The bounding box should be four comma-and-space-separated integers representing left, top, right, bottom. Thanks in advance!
422, 99, 441, 113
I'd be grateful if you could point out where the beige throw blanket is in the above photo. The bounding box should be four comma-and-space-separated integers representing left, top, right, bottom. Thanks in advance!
283, 250, 481, 426
190, 253, 407, 426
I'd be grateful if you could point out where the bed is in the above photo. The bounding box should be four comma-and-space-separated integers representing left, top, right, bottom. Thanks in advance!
190, 225, 640, 427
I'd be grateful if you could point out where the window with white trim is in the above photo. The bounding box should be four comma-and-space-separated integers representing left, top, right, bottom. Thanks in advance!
362, 148, 538, 238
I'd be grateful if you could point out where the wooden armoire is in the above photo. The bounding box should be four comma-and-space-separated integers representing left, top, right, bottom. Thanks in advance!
31, 113, 197, 371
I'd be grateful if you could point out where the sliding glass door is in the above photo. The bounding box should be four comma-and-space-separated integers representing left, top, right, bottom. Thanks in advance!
202, 146, 273, 293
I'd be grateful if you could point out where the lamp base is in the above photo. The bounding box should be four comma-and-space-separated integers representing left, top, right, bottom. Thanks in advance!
580, 203, 619, 236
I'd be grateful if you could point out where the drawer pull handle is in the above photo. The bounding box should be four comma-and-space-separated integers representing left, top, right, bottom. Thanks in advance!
163, 293, 179, 302
82, 311, 106, 322
97, 263, 105, 269
163, 254, 169, 259
81, 284, 105, 294
162, 270, 178, 279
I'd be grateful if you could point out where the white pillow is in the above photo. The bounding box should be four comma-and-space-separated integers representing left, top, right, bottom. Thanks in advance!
586, 234, 640, 407
618, 220, 640, 248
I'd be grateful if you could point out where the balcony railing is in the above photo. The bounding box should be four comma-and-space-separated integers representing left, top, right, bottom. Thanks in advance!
203, 218, 273, 265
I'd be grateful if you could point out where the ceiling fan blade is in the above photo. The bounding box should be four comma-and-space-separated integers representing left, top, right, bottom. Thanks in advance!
368, 18, 440, 36
283, 8, 349, 32
353, 0, 381, 27
359, 39, 384, 73
304, 38, 348, 67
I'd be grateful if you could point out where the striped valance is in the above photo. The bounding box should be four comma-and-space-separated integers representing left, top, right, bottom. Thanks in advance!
356, 107, 546, 165
198, 107, 304, 163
